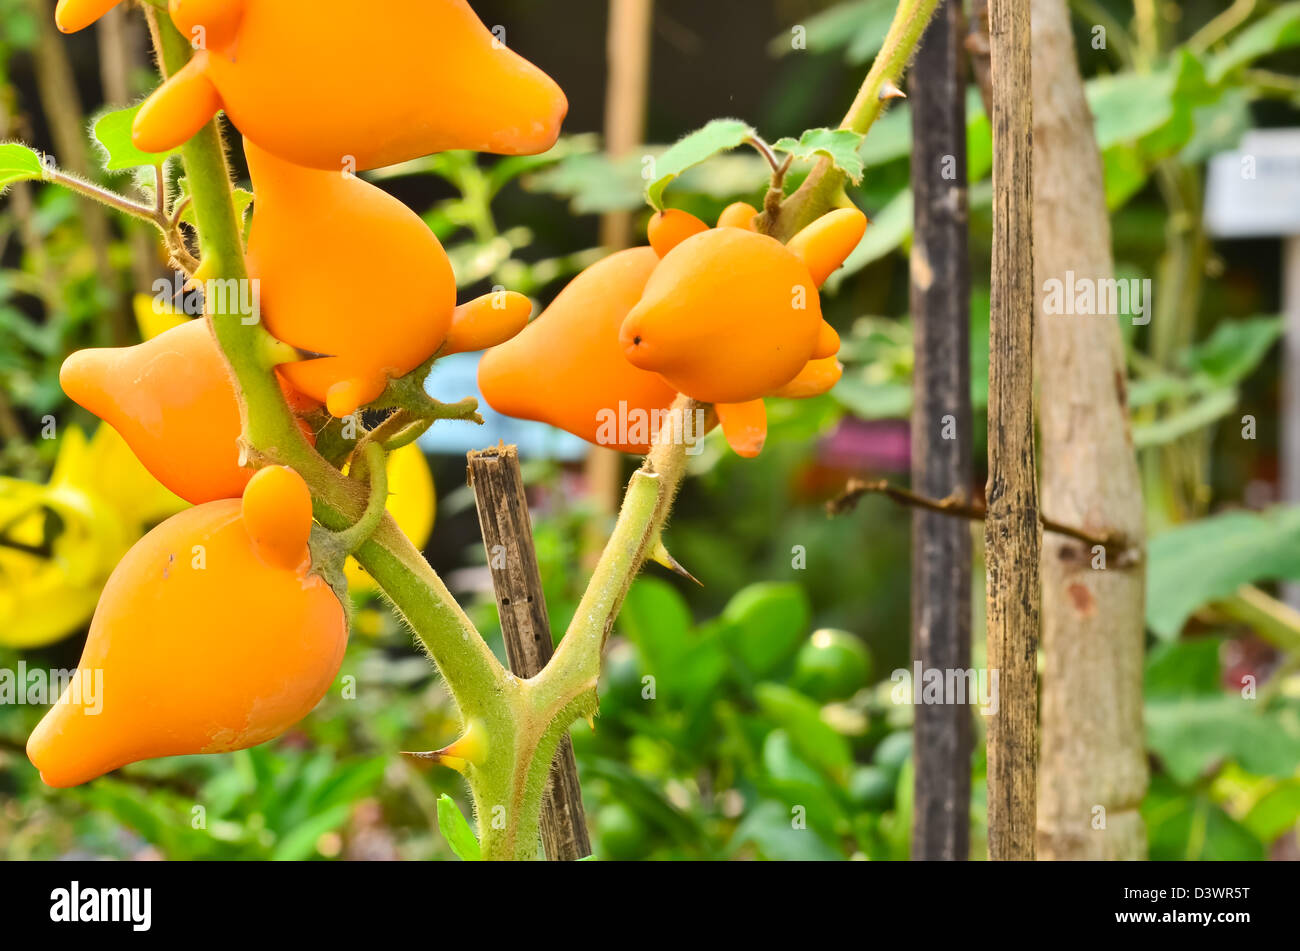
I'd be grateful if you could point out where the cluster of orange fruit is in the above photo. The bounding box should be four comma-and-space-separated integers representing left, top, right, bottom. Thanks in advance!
480, 205, 865, 456
33, 0, 864, 787
33, 0, 566, 787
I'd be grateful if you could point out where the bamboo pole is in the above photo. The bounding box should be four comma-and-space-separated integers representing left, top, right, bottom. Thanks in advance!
985, 0, 1040, 861
909, 0, 973, 862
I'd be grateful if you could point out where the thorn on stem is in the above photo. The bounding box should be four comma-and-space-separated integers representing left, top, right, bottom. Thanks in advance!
649, 536, 701, 586
879, 80, 907, 101
293, 347, 335, 361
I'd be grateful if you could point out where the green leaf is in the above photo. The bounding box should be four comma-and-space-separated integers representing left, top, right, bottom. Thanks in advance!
1147, 506, 1300, 638
721, 582, 810, 677
646, 119, 755, 210
832, 377, 912, 419
1210, 3, 1300, 81
755, 682, 853, 781
1126, 372, 1198, 410
0, 142, 43, 191
1101, 144, 1150, 210
965, 93, 994, 182
525, 146, 767, 215
306, 756, 387, 813
1137, 52, 1213, 157
1144, 637, 1224, 700
93, 104, 182, 172
619, 577, 728, 710
1241, 779, 1300, 843
768, 0, 895, 65
619, 576, 694, 674
759, 730, 849, 837
525, 151, 648, 214
1181, 315, 1283, 387
1132, 386, 1238, 449
436, 794, 481, 861
843, 0, 897, 63
1088, 70, 1177, 148
1145, 696, 1300, 783
728, 798, 844, 861
1143, 780, 1267, 860
1088, 52, 1212, 162
773, 128, 866, 184
270, 803, 352, 861
1181, 88, 1253, 164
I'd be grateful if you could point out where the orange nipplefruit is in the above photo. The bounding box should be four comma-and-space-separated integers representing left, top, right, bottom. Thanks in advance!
247, 143, 430, 417
622, 227, 821, 404
59, 318, 316, 505
26, 467, 347, 788
53, 0, 122, 33
620, 207, 865, 456
133, 0, 568, 171
245, 141, 530, 418
478, 248, 677, 454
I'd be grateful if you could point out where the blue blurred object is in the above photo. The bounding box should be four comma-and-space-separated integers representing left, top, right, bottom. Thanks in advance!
419, 352, 589, 461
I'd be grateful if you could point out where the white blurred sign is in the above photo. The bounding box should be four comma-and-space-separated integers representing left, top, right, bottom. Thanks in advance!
1205, 129, 1300, 238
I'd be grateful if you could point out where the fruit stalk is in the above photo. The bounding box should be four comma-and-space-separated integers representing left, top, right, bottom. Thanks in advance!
764, 0, 942, 240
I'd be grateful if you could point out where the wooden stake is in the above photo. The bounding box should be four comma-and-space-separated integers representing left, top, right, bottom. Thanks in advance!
986, 0, 1040, 861
467, 446, 592, 861
1030, 0, 1147, 860
909, 0, 973, 862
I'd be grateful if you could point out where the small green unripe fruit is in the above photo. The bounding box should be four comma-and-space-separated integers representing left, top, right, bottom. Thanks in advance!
792, 628, 872, 701
596, 802, 650, 861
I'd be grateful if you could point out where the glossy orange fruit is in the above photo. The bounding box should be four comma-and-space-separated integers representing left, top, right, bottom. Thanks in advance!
60, 318, 316, 505
26, 466, 347, 788
478, 247, 677, 454
621, 228, 819, 403
133, 0, 568, 171
53, 0, 122, 33
241, 143, 422, 416
620, 207, 865, 456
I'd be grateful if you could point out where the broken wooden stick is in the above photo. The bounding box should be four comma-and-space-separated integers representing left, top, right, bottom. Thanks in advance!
467, 444, 592, 861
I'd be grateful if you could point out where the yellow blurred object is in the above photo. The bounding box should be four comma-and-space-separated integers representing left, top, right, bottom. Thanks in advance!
85, 424, 190, 527
344, 443, 435, 598
132, 291, 190, 342
0, 427, 139, 647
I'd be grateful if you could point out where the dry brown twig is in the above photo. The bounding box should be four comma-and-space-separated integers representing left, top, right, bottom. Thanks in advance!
828, 478, 1138, 558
